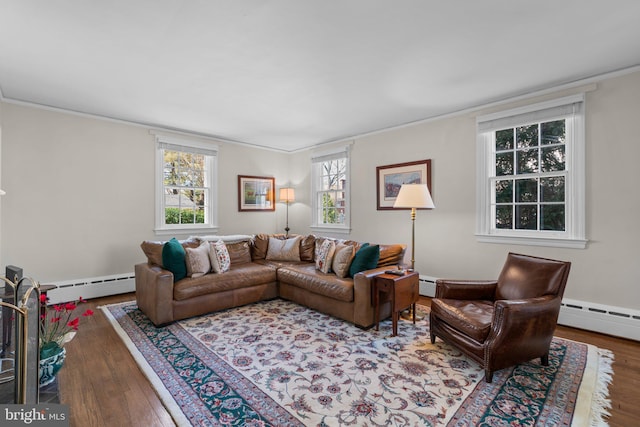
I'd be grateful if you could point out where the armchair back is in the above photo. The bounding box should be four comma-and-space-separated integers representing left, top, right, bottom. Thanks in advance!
496, 252, 571, 301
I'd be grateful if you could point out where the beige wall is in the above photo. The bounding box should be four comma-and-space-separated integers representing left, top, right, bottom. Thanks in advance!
290, 70, 640, 311
0, 104, 289, 281
1, 70, 639, 312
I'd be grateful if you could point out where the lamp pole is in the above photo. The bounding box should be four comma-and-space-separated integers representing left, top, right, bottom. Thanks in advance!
285, 200, 290, 237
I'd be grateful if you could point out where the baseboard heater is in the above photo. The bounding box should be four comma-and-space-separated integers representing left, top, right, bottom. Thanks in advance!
418, 275, 438, 297
419, 275, 640, 341
45, 272, 136, 304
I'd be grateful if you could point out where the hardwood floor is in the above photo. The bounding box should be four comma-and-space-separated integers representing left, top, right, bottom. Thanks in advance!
58, 293, 640, 427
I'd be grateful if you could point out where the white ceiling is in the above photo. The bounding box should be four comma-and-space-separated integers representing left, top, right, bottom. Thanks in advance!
1, 1, 640, 152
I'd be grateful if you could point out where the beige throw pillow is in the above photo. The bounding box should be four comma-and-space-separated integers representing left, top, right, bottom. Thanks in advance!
185, 241, 211, 278
265, 236, 302, 261
332, 243, 356, 278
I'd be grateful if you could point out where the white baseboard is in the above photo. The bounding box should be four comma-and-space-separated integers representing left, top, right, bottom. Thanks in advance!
46, 273, 135, 304
558, 298, 640, 341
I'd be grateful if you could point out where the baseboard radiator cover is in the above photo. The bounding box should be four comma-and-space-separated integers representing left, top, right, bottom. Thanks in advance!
46, 272, 135, 304
559, 298, 640, 341
420, 276, 639, 341
419, 275, 438, 297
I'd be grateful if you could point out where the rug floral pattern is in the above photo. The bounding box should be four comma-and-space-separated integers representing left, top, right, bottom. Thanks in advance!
105, 299, 610, 426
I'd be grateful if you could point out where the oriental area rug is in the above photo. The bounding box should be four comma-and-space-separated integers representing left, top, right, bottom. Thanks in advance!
101, 299, 613, 427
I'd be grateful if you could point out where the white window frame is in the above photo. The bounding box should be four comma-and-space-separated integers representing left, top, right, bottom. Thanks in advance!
476, 94, 587, 248
154, 135, 219, 235
310, 144, 352, 234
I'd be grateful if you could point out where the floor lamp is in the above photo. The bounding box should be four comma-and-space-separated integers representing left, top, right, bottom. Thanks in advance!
393, 183, 435, 319
279, 188, 295, 237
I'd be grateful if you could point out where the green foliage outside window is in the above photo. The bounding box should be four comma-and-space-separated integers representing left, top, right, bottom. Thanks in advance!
165, 208, 205, 224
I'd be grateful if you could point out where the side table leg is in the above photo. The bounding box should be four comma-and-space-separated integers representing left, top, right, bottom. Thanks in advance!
412, 303, 416, 324
374, 288, 379, 331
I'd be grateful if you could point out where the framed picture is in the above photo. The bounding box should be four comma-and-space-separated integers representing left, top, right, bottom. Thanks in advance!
238, 175, 275, 211
376, 159, 432, 210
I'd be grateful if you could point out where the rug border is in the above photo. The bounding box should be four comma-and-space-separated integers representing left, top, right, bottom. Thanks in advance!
100, 303, 189, 427
570, 341, 614, 427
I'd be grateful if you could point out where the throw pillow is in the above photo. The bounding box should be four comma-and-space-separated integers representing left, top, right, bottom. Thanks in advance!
209, 240, 231, 273
332, 243, 356, 278
315, 239, 336, 274
349, 243, 380, 277
185, 241, 211, 278
266, 236, 302, 261
162, 237, 187, 282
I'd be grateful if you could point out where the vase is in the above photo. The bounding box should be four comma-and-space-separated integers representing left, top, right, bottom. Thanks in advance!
39, 344, 66, 387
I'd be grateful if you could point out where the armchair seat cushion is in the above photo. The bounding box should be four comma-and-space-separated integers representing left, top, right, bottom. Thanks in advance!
431, 299, 494, 342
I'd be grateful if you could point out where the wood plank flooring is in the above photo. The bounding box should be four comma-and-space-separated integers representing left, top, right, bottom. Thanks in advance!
58, 293, 640, 427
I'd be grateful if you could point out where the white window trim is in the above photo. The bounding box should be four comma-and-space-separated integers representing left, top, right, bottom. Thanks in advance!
475, 94, 587, 249
154, 135, 219, 236
310, 143, 352, 234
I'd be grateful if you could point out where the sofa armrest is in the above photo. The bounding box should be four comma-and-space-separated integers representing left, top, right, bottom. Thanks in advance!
135, 263, 175, 326
353, 266, 391, 327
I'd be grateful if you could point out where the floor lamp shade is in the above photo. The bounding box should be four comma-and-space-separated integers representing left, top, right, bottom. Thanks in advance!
279, 188, 295, 203
393, 184, 434, 209
393, 184, 434, 270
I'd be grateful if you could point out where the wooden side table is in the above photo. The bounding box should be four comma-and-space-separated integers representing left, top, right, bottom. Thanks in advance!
374, 271, 419, 336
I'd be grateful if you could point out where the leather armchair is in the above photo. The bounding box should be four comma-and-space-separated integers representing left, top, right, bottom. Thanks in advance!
429, 252, 571, 382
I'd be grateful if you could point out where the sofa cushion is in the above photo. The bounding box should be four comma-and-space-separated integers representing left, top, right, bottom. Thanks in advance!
430, 298, 494, 343
349, 244, 380, 277
277, 264, 354, 302
209, 240, 231, 273
315, 239, 336, 273
300, 234, 316, 262
185, 241, 211, 278
162, 238, 187, 282
266, 236, 302, 261
332, 243, 356, 278
173, 263, 277, 301
142, 238, 199, 267
251, 233, 270, 260
226, 241, 252, 265
378, 244, 406, 267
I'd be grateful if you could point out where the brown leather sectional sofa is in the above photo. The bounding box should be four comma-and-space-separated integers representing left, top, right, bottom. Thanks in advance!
135, 234, 406, 327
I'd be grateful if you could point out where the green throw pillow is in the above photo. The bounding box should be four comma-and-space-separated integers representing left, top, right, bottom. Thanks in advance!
349, 244, 380, 277
162, 238, 187, 282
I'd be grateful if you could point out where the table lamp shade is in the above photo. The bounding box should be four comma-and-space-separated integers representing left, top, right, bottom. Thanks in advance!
393, 184, 434, 209
279, 188, 295, 203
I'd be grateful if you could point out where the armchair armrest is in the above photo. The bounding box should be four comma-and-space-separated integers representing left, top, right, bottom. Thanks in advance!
135, 263, 175, 326
435, 279, 497, 300
487, 295, 562, 353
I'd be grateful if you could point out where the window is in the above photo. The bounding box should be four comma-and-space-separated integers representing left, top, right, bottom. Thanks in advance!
311, 145, 351, 233
476, 94, 586, 248
155, 136, 218, 234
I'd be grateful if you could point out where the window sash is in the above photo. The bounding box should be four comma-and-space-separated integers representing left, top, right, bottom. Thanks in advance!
155, 136, 218, 233
311, 144, 351, 231
476, 94, 586, 248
